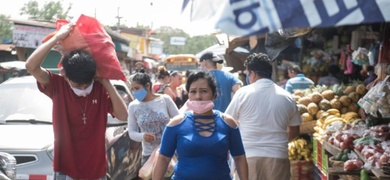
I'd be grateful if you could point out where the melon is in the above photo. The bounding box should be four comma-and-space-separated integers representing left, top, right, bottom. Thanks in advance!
343, 86, 356, 95
297, 104, 308, 114
330, 99, 342, 110
348, 104, 359, 112
298, 97, 312, 106
294, 90, 304, 97
321, 90, 335, 101
310, 92, 323, 104
356, 84, 367, 96
340, 107, 349, 114
319, 99, 332, 111
348, 92, 360, 103
293, 95, 301, 102
307, 102, 319, 116
301, 113, 313, 122
339, 95, 352, 107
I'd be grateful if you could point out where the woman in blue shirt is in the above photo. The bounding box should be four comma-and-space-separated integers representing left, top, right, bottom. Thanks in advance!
153, 71, 248, 180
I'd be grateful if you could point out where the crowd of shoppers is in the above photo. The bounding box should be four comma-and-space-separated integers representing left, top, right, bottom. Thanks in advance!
27, 24, 308, 179
146, 52, 304, 180
25, 13, 390, 180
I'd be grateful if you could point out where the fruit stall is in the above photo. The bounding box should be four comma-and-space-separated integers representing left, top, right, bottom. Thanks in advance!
289, 77, 390, 179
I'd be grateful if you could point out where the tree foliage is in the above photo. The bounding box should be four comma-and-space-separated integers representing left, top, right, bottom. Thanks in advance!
0, 14, 13, 42
185, 35, 217, 54
20, 0, 72, 22
152, 26, 216, 55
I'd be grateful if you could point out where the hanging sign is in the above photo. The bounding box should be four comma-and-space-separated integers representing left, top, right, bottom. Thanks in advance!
212, 0, 390, 36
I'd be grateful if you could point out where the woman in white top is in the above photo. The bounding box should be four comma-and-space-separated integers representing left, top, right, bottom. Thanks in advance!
128, 72, 180, 165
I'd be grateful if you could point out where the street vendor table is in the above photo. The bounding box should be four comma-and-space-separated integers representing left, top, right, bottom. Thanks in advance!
319, 140, 390, 179
322, 141, 361, 180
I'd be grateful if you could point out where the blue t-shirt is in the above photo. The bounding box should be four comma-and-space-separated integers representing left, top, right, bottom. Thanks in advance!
209, 70, 240, 112
285, 74, 314, 93
159, 111, 245, 180
317, 76, 340, 86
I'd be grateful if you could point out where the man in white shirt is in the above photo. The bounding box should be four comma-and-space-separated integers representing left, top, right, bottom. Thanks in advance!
225, 53, 301, 180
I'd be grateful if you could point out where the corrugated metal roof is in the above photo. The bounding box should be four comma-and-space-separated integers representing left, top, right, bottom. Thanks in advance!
105, 28, 129, 44
7, 18, 129, 45
115, 27, 145, 36
9, 18, 56, 28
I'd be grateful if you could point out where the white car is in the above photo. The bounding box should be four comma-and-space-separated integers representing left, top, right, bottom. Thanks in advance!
0, 76, 137, 179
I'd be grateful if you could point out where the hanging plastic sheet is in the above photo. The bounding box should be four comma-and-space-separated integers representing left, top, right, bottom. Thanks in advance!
265, 27, 312, 61
42, 14, 127, 81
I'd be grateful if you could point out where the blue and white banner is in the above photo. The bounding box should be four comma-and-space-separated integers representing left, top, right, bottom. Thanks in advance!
182, 0, 227, 21
213, 0, 390, 37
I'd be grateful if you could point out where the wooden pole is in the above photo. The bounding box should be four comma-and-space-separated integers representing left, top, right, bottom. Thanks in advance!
272, 59, 279, 82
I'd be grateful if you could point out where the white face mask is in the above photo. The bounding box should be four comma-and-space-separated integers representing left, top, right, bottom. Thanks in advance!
70, 82, 94, 97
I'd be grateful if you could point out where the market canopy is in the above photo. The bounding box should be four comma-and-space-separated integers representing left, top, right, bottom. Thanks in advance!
195, 44, 250, 59
182, 0, 390, 37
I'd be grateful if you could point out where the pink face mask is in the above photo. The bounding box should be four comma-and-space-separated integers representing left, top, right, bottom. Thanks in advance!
186, 100, 215, 114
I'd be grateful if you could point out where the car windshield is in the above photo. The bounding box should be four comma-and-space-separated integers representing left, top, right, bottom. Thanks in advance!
0, 79, 52, 123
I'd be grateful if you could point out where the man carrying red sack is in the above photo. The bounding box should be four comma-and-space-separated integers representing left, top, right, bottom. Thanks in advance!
25, 23, 128, 179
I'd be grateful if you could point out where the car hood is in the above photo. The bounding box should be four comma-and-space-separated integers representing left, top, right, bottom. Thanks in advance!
0, 125, 54, 150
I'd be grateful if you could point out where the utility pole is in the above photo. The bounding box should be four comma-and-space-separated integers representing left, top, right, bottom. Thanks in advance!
115, 7, 122, 33
150, 1, 154, 29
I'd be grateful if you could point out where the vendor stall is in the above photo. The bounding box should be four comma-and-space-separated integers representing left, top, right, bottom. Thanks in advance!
294, 71, 390, 179
219, 19, 390, 180
291, 24, 390, 176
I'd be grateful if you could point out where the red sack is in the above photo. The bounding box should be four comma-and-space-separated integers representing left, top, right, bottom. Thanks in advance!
43, 14, 126, 81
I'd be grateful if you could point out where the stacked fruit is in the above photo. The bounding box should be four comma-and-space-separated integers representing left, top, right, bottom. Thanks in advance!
344, 159, 364, 172
334, 149, 352, 162
313, 108, 362, 140
288, 138, 312, 161
354, 124, 390, 169
327, 132, 358, 150
294, 84, 367, 123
